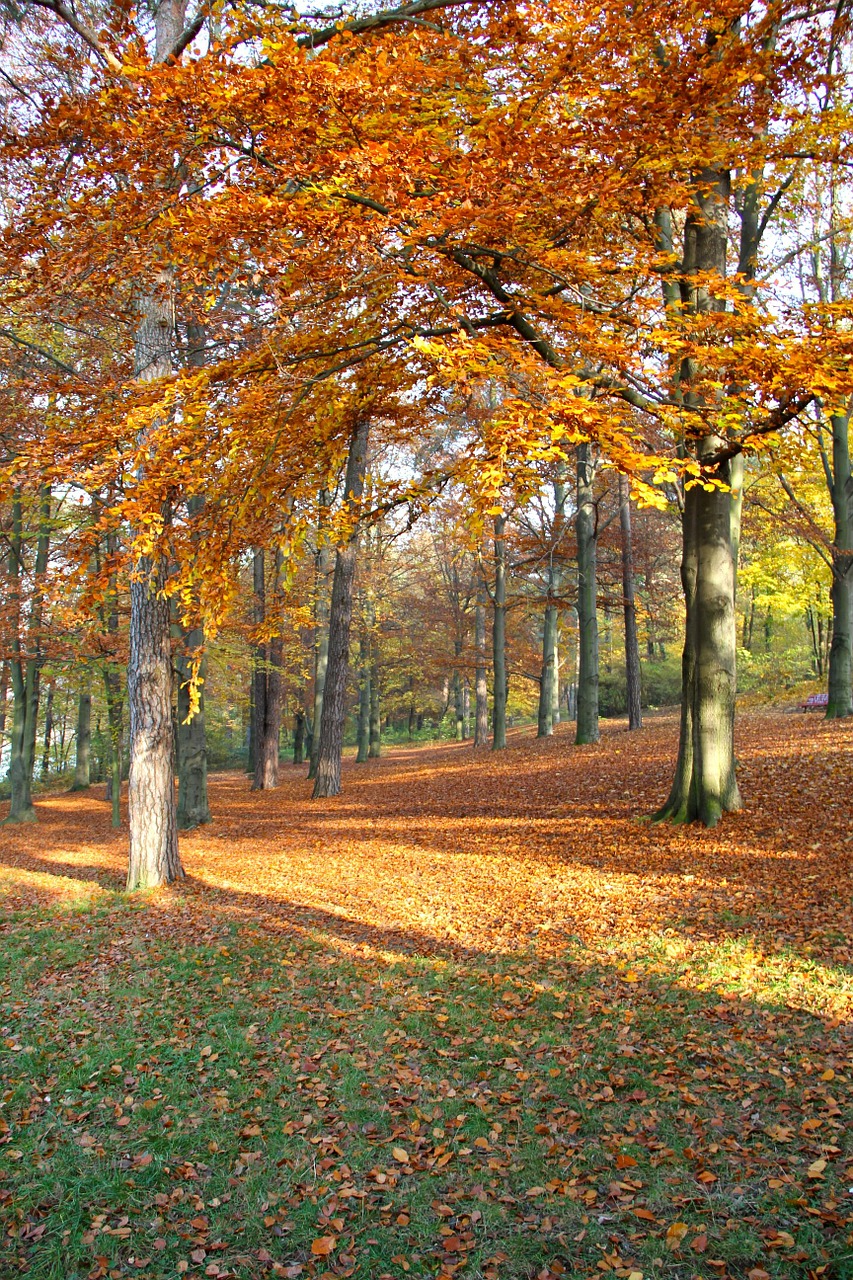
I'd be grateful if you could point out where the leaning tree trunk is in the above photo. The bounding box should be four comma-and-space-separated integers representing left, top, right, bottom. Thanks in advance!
575, 442, 599, 745
619, 473, 643, 730
827, 411, 853, 717
492, 512, 508, 750
474, 584, 489, 745
313, 420, 370, 799
71, 687, 92, 790
5, 487, 49, 825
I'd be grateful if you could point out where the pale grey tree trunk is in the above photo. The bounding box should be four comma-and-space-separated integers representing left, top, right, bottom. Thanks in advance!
619, 473, 643, 730
250, 549, 283, 791
5, 487, 49, 825
309, 489, 333, 779
655, 171, 741, 826
41, 679, 54, 776
538, 604, 557, 737
71, 688, 92, 790
356, 634, 371, 762
492, 513, 507, 750
313, 420, 370, 798
575, 443, 599, 745
126, 0, 188, 888
368, 649, 381, 758
453, 641, 464, 740
474, 584, 489, 745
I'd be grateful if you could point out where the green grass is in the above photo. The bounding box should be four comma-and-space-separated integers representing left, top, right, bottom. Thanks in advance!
1, 901, 851, 1280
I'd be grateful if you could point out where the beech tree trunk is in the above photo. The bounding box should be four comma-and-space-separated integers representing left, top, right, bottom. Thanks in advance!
492, 513, 507, 750
41, 679, 54, 776
575, 443, 599, 745
356, 635, 371, 762
309, 490, 333, 778
474, 585, 489, 745
313, 420, 370, 799
71, 688, 92, 790
6, 487, 49, 825
654, 168, 744, 826
369, 651, 381, 757
619, 473, 643, 730
125, 0, 187, 888
176, 630, 211, 827
250, 549, 283, 790
293, 710, 306, 765
538, 604, 557, 737
826, 411, 853, 717
453, 641, 464, 740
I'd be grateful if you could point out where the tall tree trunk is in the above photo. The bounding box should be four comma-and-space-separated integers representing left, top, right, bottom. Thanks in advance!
5, 487, 49, 825
453, 640, 464, 740
369, 649, 381, 758
538, 604, 557, 738
655, 168, 742, 826
293, 710, 306, 765
176, 629, 211, 826
309, 489, 333, 779
826, 411, 853, 717
552, 633, 561, 725
125, 0, 187, 888
474, 583, 489, 745
313, 420, 370, 799
619, 473, 643, 730
575, 443, 599, 745
492, 513, 507, 750
71, 687, 92, 790
356, 634, 371, 763
249, 548, 283, 790
41, 679, 54, 777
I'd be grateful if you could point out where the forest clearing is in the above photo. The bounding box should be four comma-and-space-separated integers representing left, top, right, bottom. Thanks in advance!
2, 713, 852, 1280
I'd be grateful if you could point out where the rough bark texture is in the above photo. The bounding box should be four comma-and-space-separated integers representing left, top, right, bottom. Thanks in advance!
575, 443, 600, 745
827, 412, 853, 717
619, 474, 643, 731
71, 689, 92, 790
313, 420, 370, 799
474, 585, 489, 745
125, 0, 187, 886
127, 562, 183, 889
492, 514, 507, 750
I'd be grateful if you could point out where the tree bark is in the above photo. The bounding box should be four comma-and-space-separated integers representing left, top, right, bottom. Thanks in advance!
313, 419, 370, 799
5, 487, 49, 824
250, 548, 283, 790
826, 411, 853, 717
41, 679, 55, 777
538, 604, 557, 737
492, 513, 507, 750
474, 583, 489, 745
369, 648, 381, 757
125, 0, 187, 887
575, 443, 599, 745
309, 489, 333, 778
619, 473, 643, 730
356, 634, 371, 762
293, 710, 306, 765
71, 688, 92, 790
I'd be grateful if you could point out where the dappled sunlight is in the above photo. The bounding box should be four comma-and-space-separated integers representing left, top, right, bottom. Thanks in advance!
1, 711, 851, 1020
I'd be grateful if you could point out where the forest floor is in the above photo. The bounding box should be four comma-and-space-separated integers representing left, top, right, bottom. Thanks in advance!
0, 709, 851, 1280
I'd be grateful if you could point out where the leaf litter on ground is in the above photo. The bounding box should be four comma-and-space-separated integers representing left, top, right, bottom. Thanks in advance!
0, 709, 851, 1280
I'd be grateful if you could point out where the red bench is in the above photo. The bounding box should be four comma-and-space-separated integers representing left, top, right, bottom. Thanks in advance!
800, 692, 829, 711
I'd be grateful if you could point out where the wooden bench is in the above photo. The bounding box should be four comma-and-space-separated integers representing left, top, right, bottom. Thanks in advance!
800, 692, 829, 712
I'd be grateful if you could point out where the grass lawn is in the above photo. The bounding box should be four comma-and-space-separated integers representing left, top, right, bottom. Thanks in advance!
1, 711, 852, 1280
